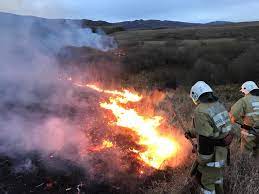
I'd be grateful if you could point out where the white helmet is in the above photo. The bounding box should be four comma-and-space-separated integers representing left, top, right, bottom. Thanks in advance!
240, 81, 258, 95
190, 81, 213, 104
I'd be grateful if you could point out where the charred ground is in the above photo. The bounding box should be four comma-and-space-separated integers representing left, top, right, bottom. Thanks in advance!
0, 85, 191, 194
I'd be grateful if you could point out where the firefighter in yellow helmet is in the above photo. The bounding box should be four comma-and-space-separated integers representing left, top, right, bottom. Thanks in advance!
230, 81, 259, 157
186, 81, 233, 194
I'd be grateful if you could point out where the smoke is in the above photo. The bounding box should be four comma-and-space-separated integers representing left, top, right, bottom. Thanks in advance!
0, 11, 117, 174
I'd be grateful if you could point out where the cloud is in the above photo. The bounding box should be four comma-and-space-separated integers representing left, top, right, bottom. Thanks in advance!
0, 0, 259, 22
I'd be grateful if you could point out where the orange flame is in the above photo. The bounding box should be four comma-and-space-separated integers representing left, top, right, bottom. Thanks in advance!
82, 140, 114, 154
84, 84, 181, 169
102, 140, 113, 148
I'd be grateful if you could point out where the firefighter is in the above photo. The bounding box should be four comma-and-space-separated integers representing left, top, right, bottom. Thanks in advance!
186, 81, 233, 194
230, 81, 259, 157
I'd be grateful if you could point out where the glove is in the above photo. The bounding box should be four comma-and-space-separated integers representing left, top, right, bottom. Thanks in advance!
185, 131, 193, 139
185, 129, 197, 139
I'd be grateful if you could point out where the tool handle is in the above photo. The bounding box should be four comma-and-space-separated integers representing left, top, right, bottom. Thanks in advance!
235, 121, 257, 135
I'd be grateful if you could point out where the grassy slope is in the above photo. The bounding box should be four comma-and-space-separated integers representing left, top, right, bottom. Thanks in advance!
111, 23, 259, 88
114, 23, 259, 45
110, 23, 259, 194
58, 21, 259, 194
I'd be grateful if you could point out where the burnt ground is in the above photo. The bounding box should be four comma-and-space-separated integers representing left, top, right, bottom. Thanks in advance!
0, 154, 86, 194
0, 84, 183, 194
0, 152, 188, 194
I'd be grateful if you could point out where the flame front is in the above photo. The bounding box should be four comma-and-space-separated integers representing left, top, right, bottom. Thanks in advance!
83, 84, 181, 169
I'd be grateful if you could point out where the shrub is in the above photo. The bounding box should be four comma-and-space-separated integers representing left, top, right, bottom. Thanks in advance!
229, 45, 259, 82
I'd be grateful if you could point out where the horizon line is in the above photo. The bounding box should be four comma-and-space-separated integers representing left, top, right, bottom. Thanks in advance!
1, 11, 259, 24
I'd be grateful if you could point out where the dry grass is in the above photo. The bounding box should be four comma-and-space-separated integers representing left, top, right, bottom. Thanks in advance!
224, 141, 259, 194
144, 145, 259, 194
142, 86, 259, 194
113, 23, 259, 47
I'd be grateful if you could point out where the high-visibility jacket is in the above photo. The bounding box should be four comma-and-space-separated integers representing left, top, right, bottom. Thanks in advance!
230, 93, 259, 153
193, 101, 232, 192
231, 94, 259, 128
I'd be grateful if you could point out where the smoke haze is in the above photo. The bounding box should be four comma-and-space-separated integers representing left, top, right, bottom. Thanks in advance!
0, 11, 117, 173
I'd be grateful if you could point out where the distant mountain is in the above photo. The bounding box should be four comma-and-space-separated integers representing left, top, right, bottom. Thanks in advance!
81, 19, 111, 27
3, 11, 256, 33
81, 19, 236, 31
206, 21, 234, 25
80, 19, 201, 30
114, 19, 201, 30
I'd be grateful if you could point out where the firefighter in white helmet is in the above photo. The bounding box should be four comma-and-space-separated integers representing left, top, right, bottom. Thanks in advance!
186, 81, 233, 194
230, 81, 259, 157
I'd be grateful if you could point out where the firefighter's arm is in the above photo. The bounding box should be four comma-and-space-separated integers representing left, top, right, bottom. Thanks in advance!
194, 112, 215, 165
189, 116, 200, 138
230, 98, 245, 124
230, 98, 245, 139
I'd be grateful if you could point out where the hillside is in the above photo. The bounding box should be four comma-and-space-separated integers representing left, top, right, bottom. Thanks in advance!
1, 11, 259, 88
0, 11, 259, 194
114, 19, 200, 30
113, 22, 259, 46
111, 22, 259, 88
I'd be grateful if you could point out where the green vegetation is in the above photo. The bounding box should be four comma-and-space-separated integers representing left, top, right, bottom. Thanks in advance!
111, 23, 259, 88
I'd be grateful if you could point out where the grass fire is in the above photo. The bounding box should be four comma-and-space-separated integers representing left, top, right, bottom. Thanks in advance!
74, 83, 185, 170
1, 5, 259, 194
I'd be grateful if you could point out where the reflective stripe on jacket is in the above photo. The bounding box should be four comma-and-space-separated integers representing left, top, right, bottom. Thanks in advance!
231, 94, 259, 128
194, 101, 232, 138
194, 101, 231, 167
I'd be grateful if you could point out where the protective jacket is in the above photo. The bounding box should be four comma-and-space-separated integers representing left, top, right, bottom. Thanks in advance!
230, 90, 259, 155
192, 100, 232, 193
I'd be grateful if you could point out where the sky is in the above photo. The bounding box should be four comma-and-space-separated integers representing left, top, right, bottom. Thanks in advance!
0, 0, 259, 23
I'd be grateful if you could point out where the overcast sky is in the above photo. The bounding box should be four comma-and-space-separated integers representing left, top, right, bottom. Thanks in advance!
0, 0, 259, 22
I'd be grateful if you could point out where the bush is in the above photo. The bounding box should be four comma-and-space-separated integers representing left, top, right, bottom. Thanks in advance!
229, 45, 259, 82
121, 40, 253, 86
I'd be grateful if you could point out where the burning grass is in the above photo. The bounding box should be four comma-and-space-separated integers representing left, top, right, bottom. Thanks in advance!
0, 78, 193, 193
74, 83, 189, 170
0, 80, 258, 194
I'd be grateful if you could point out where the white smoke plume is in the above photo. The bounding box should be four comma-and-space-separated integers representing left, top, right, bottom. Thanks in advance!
0, 11, 117, 170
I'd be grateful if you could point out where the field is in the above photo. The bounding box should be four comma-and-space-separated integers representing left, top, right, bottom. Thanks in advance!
59, 22, 259, 192
52, 21, 259, 193
141, 86, 259, 194
1, 12, 259, 193
109, 23, 259, 89
2, 83, 257, 194
110, 24, 259, 193
113, 22, 259, 46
